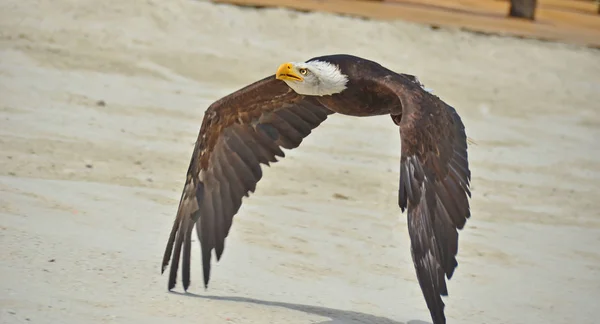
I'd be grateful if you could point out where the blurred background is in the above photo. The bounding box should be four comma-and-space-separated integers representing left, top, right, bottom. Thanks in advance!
213, 0, 600, 48
1, 0, 599, 324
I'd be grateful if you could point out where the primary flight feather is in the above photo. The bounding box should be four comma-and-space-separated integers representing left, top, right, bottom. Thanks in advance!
161, 54, 472, 324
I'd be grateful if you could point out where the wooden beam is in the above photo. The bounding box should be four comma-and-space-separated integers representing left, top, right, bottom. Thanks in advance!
211, 0, 600, 48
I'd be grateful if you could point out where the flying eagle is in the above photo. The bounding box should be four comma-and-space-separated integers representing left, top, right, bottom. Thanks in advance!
161, 54, 472, 324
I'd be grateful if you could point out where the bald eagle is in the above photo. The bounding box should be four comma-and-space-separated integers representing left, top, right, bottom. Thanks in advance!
161, 54, 472, 324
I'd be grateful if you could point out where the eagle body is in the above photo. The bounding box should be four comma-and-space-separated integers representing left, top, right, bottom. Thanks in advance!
161, 54, 472, 324
308, 55, 406, 117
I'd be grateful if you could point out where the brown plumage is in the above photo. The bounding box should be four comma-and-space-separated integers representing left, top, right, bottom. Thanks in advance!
161, 54, 471, 324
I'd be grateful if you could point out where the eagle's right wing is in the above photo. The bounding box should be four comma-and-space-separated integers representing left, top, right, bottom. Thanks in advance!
380, 73, 472, 324
161, 76, 334, 291
397, 99, 471, 324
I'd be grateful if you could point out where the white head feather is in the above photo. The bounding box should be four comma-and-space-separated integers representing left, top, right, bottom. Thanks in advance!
278, 60, 349, 96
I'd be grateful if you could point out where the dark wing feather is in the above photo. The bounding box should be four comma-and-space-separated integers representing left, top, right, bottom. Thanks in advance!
161, 76, 334, 291
387, 75, 471, 324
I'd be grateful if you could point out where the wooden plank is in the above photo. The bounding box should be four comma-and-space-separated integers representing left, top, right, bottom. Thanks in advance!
211, 0, 600, 48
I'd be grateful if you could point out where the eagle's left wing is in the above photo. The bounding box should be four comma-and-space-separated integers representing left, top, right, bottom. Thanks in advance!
161, 75, 335, 292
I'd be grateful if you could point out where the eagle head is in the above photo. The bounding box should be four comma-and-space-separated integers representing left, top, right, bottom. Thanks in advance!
275, 60, 349, 96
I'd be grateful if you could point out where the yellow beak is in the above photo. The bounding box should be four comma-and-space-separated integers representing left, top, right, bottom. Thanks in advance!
276, 62, 303, 82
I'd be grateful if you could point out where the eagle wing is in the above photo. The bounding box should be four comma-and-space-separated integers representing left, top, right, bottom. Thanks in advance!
390, 75, 472, 324
161, 76, 334, 291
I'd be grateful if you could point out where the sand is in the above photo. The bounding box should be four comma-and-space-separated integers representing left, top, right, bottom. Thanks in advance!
1, 0, 599, 323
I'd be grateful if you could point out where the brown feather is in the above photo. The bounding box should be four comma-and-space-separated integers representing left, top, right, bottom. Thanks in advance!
395, 96, 471, 324
161, 76, 334, 291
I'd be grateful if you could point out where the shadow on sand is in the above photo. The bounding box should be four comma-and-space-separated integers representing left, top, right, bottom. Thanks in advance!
171, 291, 431, 324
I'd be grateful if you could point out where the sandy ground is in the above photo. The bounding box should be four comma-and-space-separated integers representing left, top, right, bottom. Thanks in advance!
1, 0, 600, 323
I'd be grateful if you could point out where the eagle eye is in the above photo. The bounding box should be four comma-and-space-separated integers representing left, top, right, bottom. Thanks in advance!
299, 68, 308, 76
